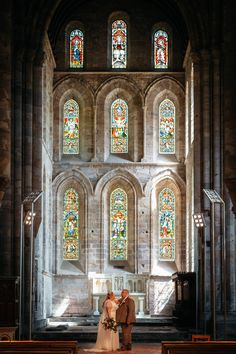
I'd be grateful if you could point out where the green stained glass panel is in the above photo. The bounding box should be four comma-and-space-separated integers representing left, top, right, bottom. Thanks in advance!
111, 99, 128, 153
63, 188, 79, 260
159, 188, 175, 261
110, 188, 128, 260
159, 99, 175, 154
63, 99, 79, 154
112, 20, 127, 68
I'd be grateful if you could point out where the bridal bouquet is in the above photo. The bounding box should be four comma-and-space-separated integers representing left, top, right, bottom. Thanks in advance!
101, 317, 118, 332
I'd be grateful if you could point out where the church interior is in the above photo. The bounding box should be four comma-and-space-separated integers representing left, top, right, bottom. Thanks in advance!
0, 0, 236, 352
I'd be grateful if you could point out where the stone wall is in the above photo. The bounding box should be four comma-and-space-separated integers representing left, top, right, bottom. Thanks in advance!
47, 68, 187, 316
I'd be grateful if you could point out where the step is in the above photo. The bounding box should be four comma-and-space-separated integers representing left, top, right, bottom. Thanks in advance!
34, 323, 189, 342
47, 315, 175, 326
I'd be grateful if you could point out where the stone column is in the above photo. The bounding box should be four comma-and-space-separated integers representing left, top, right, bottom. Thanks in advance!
141, 105, 147, 162
91, 104, 97, 161
93, 296, 100, 315
138, 296, 145, 316
0, 0, 12, 275
13, 49, 24, 276
24, 50, 34, 195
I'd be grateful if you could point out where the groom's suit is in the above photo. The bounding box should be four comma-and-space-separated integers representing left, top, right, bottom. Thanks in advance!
116, 296, 136, 350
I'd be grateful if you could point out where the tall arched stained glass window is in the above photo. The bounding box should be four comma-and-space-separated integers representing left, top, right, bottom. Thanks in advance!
112, 20, 127, 68
70, 29, 84, 68
111, 99, 128, 153
110, 188, 128, 261
63, 99, 79, 154
154, 30, 168, 69
159, 99, 175, 154
63, 188, 79, 260
159, 188, 175, 261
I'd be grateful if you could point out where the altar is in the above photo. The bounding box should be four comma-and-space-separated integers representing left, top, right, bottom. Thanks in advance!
90, 274, 148, 316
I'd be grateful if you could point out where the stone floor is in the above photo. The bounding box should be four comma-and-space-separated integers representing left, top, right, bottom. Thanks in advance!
77, 343, 162, 353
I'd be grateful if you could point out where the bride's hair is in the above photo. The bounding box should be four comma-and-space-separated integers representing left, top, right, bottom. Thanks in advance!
102, 291, 114, 307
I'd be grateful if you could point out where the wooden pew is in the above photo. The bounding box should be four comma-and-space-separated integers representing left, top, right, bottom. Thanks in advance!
0, 351, 70, 354
0, 340, 78, 354
162, 340, 236, 354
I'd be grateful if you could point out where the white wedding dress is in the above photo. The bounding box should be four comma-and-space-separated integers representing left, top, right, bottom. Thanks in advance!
84, 299, 119, 352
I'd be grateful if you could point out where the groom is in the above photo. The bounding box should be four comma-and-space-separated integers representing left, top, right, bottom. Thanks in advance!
116, 289, 136, 351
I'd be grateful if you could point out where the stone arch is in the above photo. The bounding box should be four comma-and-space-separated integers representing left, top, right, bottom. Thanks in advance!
95, 77, 143, 162
52, 169, 93, 275
146, 170, 186, 276
99, 173, 138, 274
53, 169, 93, 195
95, 168, 144, 198
144, 77, 185, 162
53, 77, 94, 162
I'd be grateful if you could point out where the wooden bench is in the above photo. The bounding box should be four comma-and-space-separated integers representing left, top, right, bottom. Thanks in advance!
0, 340, 78, 354
0, 351, 70, 354
162, 340, 236, 354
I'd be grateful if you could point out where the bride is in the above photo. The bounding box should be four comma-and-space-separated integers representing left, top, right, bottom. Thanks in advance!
85, 291, 119, 352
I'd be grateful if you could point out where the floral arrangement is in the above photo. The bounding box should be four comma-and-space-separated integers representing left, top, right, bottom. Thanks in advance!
101, 317, 118, 332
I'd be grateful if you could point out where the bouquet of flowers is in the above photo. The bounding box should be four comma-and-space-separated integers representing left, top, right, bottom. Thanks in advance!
101, 317, 118, 332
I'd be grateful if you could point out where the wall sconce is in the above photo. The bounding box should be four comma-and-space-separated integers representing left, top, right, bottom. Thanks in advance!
24, 211, 36, 225
193, 213, 206, 228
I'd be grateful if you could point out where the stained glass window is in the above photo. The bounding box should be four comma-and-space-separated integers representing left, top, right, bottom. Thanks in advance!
159, 188, 175, 261
154, 30, 168, 69
111, 99, 128, 153
159, 99, 175, 154
110, 188, 128, 260
63, 188, 79, 260
63, 99, 79, 154
112, 20, 127, 68
70, 29, 84, 68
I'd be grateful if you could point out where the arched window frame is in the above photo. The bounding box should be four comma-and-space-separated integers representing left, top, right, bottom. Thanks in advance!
111, 98, 128, 154
111, 19, 127, 69
159, 187, 175, 261
65, 21, 85, 69
110, 188, 128, 261
108, 12, 129, 70
154, 30, 168, 69
63, 188, 79, 260
159, 98, 175, 154
152, 22, 172, 70
63, 98, 80, 155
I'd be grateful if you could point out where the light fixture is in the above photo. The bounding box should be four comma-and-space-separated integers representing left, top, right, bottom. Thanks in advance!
193, 213, 206, 228
24, 211, 36, 225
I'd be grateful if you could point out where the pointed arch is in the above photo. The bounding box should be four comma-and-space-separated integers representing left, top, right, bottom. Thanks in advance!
112, 19, 127, 68
111, 98, 128, 153
95, 168, 144, 198
159, 98, 175, 154
63, 99, 79, 154
110, 188, 128, 260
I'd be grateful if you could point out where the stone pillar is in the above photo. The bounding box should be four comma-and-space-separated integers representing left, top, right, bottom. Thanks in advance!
13, 49, 24, 276
93, 296, 100, 315
0, 0, 12, 275
91, 104, 97, 161
141, 105, 147, 162
24, 51, 34, 195
138, 296, 145, 316
32, 49, 44, 192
